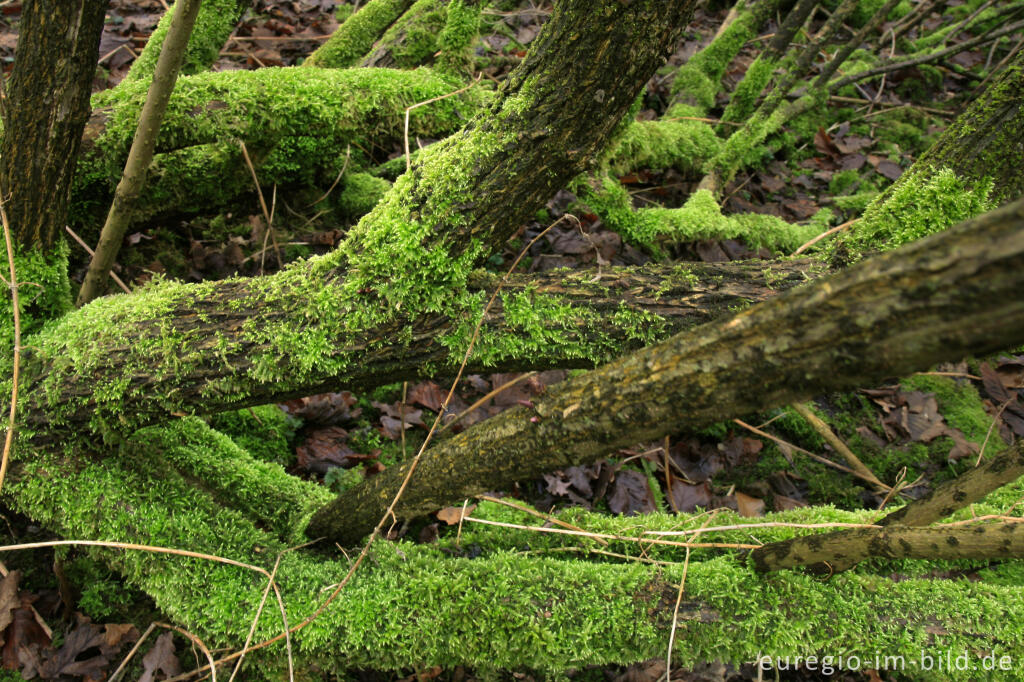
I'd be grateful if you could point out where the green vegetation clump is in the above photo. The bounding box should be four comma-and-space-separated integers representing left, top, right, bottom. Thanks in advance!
338, 172, 393, 219
208, 404, 301, 467
305, 0, 415, 68
579, 179, 820, 256
839, 167, 995, 258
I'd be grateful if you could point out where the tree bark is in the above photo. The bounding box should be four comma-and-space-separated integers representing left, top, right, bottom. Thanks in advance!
16, 260, 808, 447
307, 197, 1024, 544
0, 0, 107, 251
908, 49, 1024, 205
12, 0, 698, 444
752, 441, 1024, 572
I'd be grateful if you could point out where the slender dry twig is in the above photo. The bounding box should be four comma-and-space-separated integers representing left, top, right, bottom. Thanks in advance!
64, 226, 132, 294
156, 623, 217, 682
438, 372, 537, 434
0, 193, 20, 493
643, 521, 881, 536
405, 77, 480, 171
793, 219, 857, 254
477, 494, 610, 546
976, 398, 1013, 466
308, 145, 351, 207
790, 401, 886, 490
238, 141, 281, 275
733, 418, 896, 493
108, 623, 158, 682
462, 516, 760, 550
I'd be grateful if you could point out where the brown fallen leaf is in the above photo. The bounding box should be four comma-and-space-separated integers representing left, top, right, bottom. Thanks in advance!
436, 504, 477, 525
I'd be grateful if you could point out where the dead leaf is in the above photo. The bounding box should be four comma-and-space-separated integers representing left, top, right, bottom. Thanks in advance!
436, 504, 476, 525
735, 492, 765, 517
669, 481, 712, 513
608, 469, 656, 515
139, 631, 181, 682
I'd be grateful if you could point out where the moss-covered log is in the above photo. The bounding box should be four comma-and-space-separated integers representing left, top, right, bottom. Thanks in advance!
7, 433, 1024, 679
834, 49, 1024, 260
0, 0, 107, 251
11, 258, 809, 447
308, 196, 1024, 544
72, 66, 481, 225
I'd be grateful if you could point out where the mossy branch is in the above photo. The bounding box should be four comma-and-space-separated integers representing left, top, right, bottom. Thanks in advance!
752, 442, 1024, 572
308, 197, 1024, 544
120, 0, 248, 86
303, 0, 416, 69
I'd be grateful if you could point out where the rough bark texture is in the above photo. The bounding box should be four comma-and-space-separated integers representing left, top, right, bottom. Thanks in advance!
16, 260, 810, 447
911, 49, 1024, 204
0, 0, 107, 250
12, 0, 698, 446
308, 197, 1024, 544
753, 523, 1024, 573
752, 442, 1024, 572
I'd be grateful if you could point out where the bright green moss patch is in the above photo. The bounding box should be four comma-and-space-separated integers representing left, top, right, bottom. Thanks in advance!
120, 0, 245, 85
839, 167, 995, 259
0, 239, 72, 341
720, 55, 774, 126
207, 404, 300, 467
338, 172, 393, 219
579, 179, 820, 256
436, 0, 481, 75
304, 0, 415, 68
606, 114, 721, 177
75, 66, 482, 227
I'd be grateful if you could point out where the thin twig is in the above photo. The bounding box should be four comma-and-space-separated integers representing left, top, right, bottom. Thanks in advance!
790, 401, 886, 490
462, 516, 760, 550
976, 398, 1013, 467
438, 371, 537, 433
0, 193, 19, 493
643, 521, 881, 537
109, 623, 158, 682
733, 418, 895, 492
405, 77, 480, 172
238, 141, 278, 275
64, 226, 132, 294
477, 494, 609, 546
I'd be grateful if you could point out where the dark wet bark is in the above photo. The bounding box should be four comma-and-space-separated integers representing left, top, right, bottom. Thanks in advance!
0, 0, 106, 250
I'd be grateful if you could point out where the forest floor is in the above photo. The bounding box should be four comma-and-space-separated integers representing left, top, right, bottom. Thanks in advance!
0, 0, 1023, 680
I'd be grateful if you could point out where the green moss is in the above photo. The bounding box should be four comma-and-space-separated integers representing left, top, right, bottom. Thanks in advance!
371, 0, 450, 70
670, 3, 764, 111
606, 113, 721, 177
719, 55, 775, 127
578, 179, 819, 256
436, 0, 481, 75
900, 374, 1001, 450
337, 172, 393, 219
120, 0, 245, 85
838, 166, 995, 259
0, 239, 72, 341
207, 403, 300, 467
304, 0, 415, 68
75, 66, 483, 228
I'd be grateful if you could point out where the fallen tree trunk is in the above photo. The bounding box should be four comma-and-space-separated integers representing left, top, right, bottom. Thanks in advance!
14, 259, 809, 447
8, 433, 1023, 677
308, 196, 1024, 544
